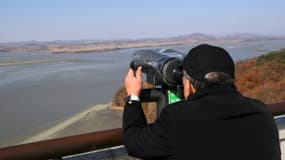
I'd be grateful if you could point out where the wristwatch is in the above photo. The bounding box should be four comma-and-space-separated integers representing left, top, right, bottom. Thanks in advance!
125, 95, 140, 104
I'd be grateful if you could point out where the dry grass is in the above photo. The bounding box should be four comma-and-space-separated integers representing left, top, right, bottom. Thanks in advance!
112, 82, 157, 123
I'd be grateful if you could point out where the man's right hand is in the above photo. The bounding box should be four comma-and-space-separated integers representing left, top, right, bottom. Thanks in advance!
125, 66, 143, 97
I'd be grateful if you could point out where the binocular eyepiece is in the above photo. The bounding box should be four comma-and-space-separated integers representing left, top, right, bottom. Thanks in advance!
130, 49, 185, 87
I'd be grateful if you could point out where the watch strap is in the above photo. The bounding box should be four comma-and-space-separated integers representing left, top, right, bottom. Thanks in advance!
125, 95, 140, 104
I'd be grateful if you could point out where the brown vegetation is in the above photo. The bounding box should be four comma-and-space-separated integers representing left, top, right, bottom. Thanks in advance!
236, 49, 285, 103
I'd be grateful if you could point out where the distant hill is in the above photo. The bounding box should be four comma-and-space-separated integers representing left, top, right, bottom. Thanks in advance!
236, 49, 285, 103
1, 33, 285, 53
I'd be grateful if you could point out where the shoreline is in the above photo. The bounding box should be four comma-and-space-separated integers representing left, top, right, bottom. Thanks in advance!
19, 103, 121, 145
51, 41, 185, 53
2, 35, 284, 54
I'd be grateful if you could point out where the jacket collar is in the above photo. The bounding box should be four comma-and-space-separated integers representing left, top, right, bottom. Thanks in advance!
187, 84, 238, 101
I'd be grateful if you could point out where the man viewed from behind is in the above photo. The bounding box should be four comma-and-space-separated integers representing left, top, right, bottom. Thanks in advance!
123, 44, 281, 160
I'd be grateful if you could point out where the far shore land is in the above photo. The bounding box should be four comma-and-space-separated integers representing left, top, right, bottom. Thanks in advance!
1, 33, 284, 53
0, 39, 190, 53
51, 41, 185, 53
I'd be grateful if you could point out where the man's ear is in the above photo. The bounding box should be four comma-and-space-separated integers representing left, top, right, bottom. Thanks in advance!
190, 83, 196, 94
184, 79, 196, 99
183, 78, 191, 99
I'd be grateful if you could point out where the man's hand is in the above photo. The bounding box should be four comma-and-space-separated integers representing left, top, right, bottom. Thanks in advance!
125, 66, 142, 96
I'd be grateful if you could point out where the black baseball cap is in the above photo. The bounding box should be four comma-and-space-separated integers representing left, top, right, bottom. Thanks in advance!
183, 44, 235, 83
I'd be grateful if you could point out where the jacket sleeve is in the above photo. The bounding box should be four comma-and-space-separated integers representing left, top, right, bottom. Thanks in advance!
123, 101, 174, 158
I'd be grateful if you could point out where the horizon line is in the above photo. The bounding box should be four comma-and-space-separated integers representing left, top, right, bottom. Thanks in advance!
1, 32, 285, 44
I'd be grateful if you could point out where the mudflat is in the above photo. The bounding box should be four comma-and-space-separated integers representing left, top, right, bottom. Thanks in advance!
20, 103, 122, 144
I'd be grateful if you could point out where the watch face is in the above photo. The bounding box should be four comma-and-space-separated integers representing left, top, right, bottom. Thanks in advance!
125, 95, 132, 104
127, 100, 133, 104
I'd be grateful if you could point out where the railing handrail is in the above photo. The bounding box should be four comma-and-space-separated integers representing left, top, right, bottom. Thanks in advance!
0, 101, 285, 160
0, 128, 123, 160
267, 101, 285, 116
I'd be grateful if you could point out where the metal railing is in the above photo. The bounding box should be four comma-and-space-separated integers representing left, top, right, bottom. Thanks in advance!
0, 101, 285, 160
0, 128, 123, 160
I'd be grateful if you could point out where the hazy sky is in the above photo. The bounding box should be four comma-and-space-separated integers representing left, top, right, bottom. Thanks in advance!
0, 0, 284, 42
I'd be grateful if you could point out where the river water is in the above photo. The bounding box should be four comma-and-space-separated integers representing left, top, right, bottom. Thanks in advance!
0, 40, 285, 147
